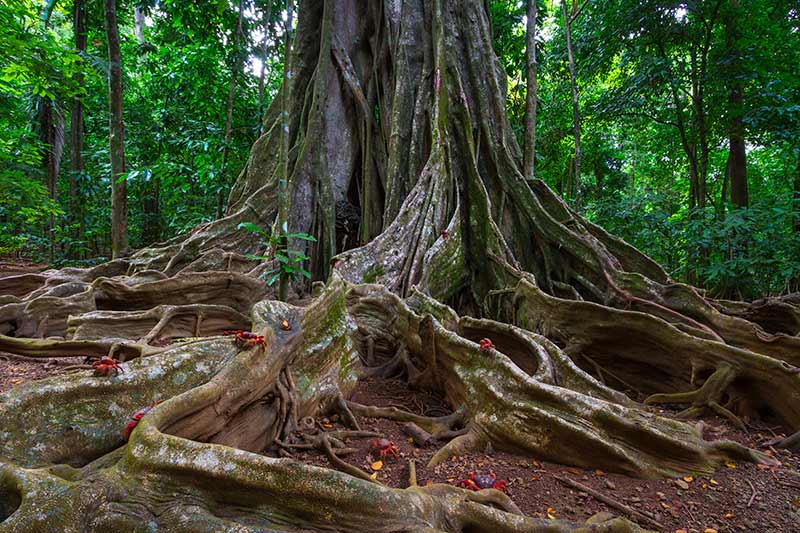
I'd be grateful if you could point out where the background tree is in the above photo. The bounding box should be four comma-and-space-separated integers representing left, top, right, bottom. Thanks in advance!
105, 0, 128, 258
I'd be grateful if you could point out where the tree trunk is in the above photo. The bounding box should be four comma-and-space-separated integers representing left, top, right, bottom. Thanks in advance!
257, 0, 273, 137
39, 0, 65, 260
793, 149, 800, 233
216, 0, 246, 219
276, 0, 294, 302
523, 0, 538, 181
133, 5, 146, 45
563, 0, 582, 211
725, 0, 748, 209
105, 0, 128, 259
70, 0, 87, 256
1, 1, 798, 531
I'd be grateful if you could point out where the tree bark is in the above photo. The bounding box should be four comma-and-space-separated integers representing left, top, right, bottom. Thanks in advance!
277, 0, 294, 302
523, 0, 538, 181
725, 0, 748, 209
105, 0, 128, 258
562, 0, 582, 210
257, 0, 273, 137
39, 0, 65, 260
216, 0, 246, 219
70, 0, 87, 256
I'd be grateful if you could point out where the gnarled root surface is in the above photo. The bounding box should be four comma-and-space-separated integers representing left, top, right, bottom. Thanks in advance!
1, 279, 649, 532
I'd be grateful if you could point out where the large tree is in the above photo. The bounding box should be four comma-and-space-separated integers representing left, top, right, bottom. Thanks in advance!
1, 1, 799, 531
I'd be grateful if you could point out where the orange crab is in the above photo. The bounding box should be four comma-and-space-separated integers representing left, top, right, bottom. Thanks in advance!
92, 357, 124, 377
372, 438, 399, 460
224, 330, 266, 348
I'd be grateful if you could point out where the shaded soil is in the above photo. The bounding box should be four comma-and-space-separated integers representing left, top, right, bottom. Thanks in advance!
296, 376, 800, 532
0, 356, 86, 394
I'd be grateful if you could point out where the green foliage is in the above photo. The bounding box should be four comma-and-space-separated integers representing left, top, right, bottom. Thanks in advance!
489, 0, 800, 298
237, 222, 317, 286
0, 0, 284, 262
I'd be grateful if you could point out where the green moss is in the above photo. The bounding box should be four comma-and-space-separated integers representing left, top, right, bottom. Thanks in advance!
361, 264, 385, 284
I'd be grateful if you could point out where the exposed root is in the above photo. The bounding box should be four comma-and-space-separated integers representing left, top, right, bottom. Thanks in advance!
464, 489, 524, 516
346, 401, 467, 438
428, 427, 487, 467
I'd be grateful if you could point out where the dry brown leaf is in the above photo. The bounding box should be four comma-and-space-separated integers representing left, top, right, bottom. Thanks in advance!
371, 460, 383, 471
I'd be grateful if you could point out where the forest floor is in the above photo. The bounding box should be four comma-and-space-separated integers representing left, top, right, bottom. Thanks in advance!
314, 376, 800, 533
6, 363, 794, 531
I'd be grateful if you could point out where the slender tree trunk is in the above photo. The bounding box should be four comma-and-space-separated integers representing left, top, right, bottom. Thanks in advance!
70, 0, 87, 257
277, 0, 294, 302
562, 0, 581, 210
105, 0, 128, 258
793, 150, 800, 233
523, 0, 538, 181
133, 6, 146, 45
725, 0, 748, 208
257, 1, 273, 137
217, 0, 247, 219
39, 0, 65, 260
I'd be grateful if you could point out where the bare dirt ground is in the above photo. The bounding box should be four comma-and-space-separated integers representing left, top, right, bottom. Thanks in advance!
298, 376, 800, 533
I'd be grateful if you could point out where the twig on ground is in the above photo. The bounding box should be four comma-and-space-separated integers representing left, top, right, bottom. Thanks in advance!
553, 475, 663, 530
746, 479, 757, 507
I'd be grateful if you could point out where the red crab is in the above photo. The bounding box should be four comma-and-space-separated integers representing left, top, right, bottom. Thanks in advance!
479, 338, 495, 352
440, 230, 451, 239
92, 357, 124, 377
372, 438, 399, 460
122, 404, 155, 441
224, 330, 266, 348
456, 472, 507, 492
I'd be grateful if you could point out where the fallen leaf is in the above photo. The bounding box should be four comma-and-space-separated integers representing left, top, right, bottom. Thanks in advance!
371, 460, 383, 471
566, 467, 581, 475
792, 497, 800, 508
425, 480, 433, 486
369, 471, 378, 480
532, 460, 542, 468
701, 483, 708, 489
594, 469, 605, 476
546, 507, 556, 520
703, 529, 718, 533
682, 476, 694, 482
724, 513, 735, 518
709, 479, 719, 485
725, 461, 736, 469
675, 530, 688, 533
321, 423, 333, 428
